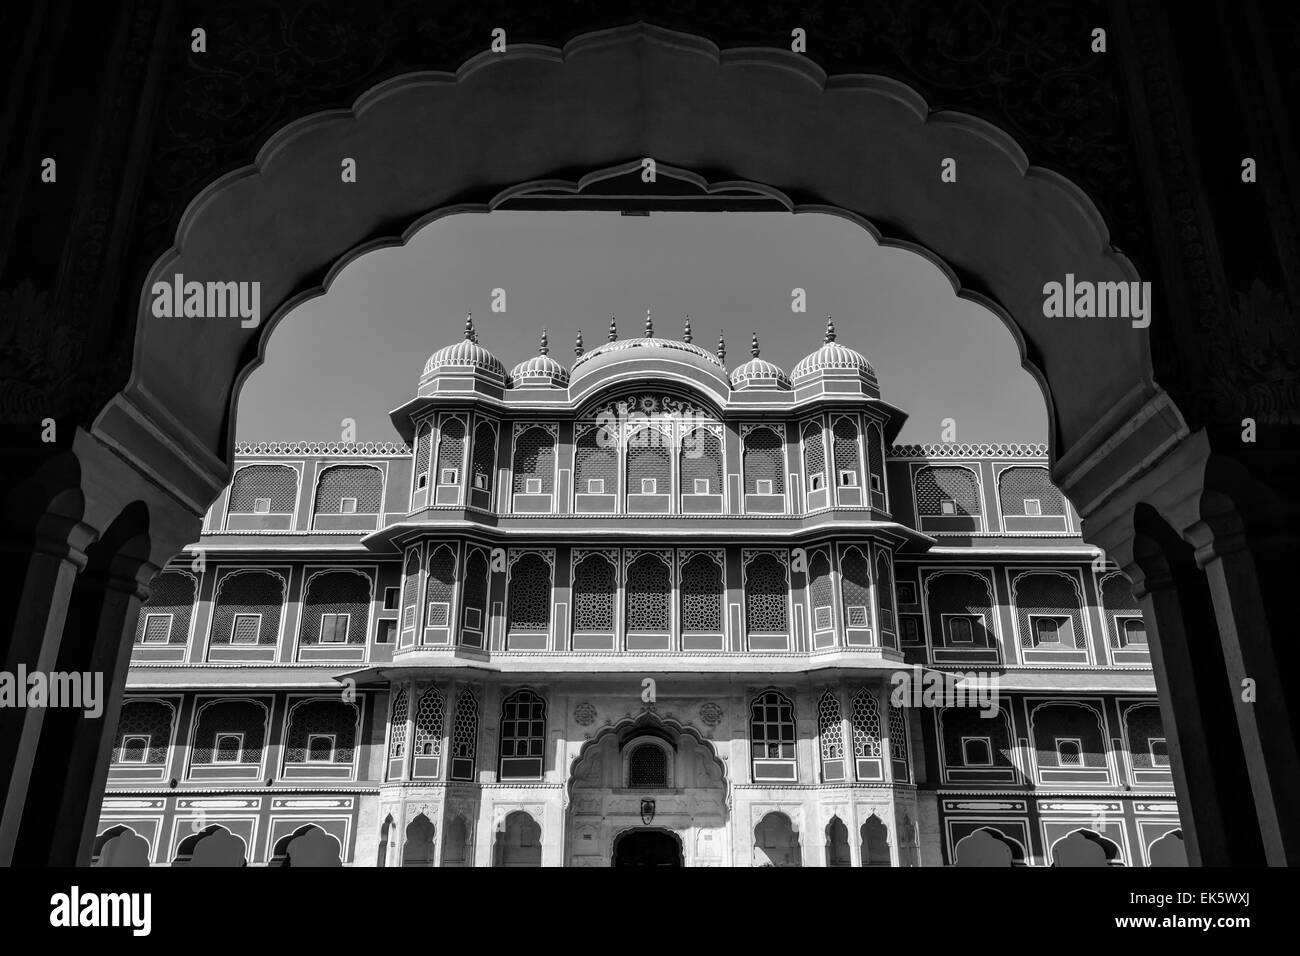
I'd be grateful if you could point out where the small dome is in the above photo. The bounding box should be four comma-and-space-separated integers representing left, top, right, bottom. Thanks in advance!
790, 318, 875, 382
421, 315, 505, 380
729, 333, 791, 390
508, 329, 570, 388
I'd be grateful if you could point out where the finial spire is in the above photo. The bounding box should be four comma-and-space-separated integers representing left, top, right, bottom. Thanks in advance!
463, 313, 475, 342
717, 331, 726, 364
608, 316, 618, 342
575, 329, 584, 356
824, 316, 836, 343
644, 309, 653, 338
539, 328, 549, 356
750, 332, 760, 358
682, 314, 692, 343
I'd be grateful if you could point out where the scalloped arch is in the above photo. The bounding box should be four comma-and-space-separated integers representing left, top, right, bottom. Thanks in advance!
98, 21, 1172, 509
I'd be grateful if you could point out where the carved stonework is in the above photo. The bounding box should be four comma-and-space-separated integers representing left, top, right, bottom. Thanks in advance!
574, 702, 597, 726
699, 702, 723, 727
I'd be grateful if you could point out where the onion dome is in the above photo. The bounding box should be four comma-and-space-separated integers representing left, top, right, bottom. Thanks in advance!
790, 317, 876, 383
508, 328, 570, 388
729, 333, 791, 390
420, 314, 506, 382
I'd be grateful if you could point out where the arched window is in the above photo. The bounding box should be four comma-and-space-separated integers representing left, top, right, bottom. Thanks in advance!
499, 689, 546, 779
402, 813, 436, 867
470, 420, 497, 496
626, 743, 669, 788
915, 465, 980, 517
865, 421, 887, 507
411, 420, 432, 502
190, 699, 267, 767
750, 690, 796, 781
840, 547, 873, 639
826, 817, 851, 867
460, 548, 490, 647
753, 812, 801, 867
413, 688, 445, 757
801, 420, 827, 502
850, 688, 882, 780
1052, 829, 1123, 867
925, 572, 996, 648
743, 426, 784, 496
284, 699, 356, 765
625, 552, 671, 636
1030, 703, 1107, 773
817, 690, 845, 782
744, 552, 789, 639
832, 415, 863, 492
450, 689, 479, 781
399, 548, 420, 636
210, 570, 284, 646
808, 550, 835, 639
997, 465, 1066, 517
571, 551, 616, 638
626, 428, 671, 505
424, 545, 456, 635
435, 417, 466, 485
314, 465, 382, 515
512, 425, 555, 498
495, 811, 542, 867
300, 570, 369, 647
229, 463, 297, 514
442, 816, 470, 866
1100, 572, 1145, 649
112, 699, 174, 765
679, 427, 722, 503
388, 688, 408, 759
955, 828, 1023, 867
889, 704, 910, 782
574, 423, 618, 505
679, 551, 724, 635
1012, 572, 1085, 650
135, 571, 195, 645
506, 553, 552, 635
875, 550, 896, 643
861, 815, 891, 866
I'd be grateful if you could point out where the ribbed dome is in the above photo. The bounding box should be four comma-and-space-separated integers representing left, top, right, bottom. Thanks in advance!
790, 318, 875, 381
421, 315, 505, 380
508, 329, 570, 388
570, 313, 726, 377
729, 333, 791, 390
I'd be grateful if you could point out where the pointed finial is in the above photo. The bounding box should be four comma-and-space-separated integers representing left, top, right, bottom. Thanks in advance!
608, 316, 618, 342
644, 309, 653, 338
463, 313, 475, 341
750, 332, 760, 358
717, 331, 726, 364
539, 328, 549, 356
575, 329, 584, 356
683, 314, 692, 343
824, 316, 836, 343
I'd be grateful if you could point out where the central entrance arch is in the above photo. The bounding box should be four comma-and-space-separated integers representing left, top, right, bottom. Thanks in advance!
613, 828, 684, 867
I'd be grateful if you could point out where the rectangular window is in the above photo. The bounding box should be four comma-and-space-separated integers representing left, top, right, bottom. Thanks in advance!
339, 496, 357, 514
319, 612, 349, 644
473, 471, 489, 490
214, 733, 243, 763
440, 468, 459, 485
376, 619, 396, 644
940, 499, 956, 515
230, 613, 261, 645
1055, 737, 1083, 767
587, 478, 605, 494
383, 587, 399, 610
416, 473, 428, 490
640, 478, 657, 495
1023, 498, 1042, 516
426, 601, 450, 628
809, 473, 825, 492
838, 469, 857, 487
846, 605, 868, 628
253, 497, 271, 514
900, 615, 923, 646
120, 735, 150, 764
869, 474, 883, 493
306, 734, 336, 763
463, 607, 482, 631
946, 616, 974, 644
142, 612, 173, 644
896, 582, 917, 605
1031, 615, 1073, 647
814, 606, 833, 630
961, 736, 993, 767
1149, 737, 1170, 768
525, 478, 543, 495
756, 479, 774, 495
693, 478, 710, 494
1121, 618, 1147, 647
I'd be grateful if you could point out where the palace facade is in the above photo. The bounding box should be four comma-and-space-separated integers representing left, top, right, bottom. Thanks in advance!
92, 316, 1183, 867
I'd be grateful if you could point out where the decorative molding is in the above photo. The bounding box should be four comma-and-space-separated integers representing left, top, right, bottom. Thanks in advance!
235, 441, 411, 456
889, 443, 1047, 459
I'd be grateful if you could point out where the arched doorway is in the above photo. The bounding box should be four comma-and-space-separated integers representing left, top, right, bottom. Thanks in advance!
613, 829, 683, 867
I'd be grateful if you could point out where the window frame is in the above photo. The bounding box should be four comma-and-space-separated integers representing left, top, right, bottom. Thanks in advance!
119, 734, 151, 764
961, 735, 994, 767
213, 732, 245, 763
1055, 737, 1083, 767
229, 612, 262, 645
318, 611, 350, 644
305, 733, 337, 764
1149, 737, 1170, 768
1029, 613, 1074, 648
141, 611, 173, 644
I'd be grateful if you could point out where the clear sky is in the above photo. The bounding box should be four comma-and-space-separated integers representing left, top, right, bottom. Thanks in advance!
236, 211, 1047, 446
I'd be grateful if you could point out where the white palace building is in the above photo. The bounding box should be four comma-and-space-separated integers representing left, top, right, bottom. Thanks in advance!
93, 315, 1185, 867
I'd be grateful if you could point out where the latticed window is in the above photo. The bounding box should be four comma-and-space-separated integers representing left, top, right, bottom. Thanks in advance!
926, 572, 995, 647
389, 688, 409, 758
436, 417, 467, 483
512, 426, 555, 494
499, 689, 546, 778
450, 689, 479, 780
507, 553, 551, 632
680, 552, 723, 632
626, 438, 670, 497
413, 689, 445, 756
744, 553, 789, 635
941, 708, 1014, 768
750, 692, 795, 760
840, 547, 872, 629
134, 571, 195, 645
314, 465, 382, 514
1125, 704, 1165, 769
191, 700, 266, 764
802, 421, 827, 493
425, 546, 455, 629
1013, 572, 1085, 649
998, 466, 1066, 516
113, 700, 173, 764
1032, 704, 1106, 768
627, 744, 668, 788
574, 423, 618, 497
743, 427, 784, 494
229, 464, 297, 513
866, 422, 886, 499
818, 691, 844, 760
412, 421, 432, 492
211, 571, 284, 646
461, 549, 490, 636
915, 466, 980, 516
572, 552, 615, 631
625, 553, 671, 632
889, 705, 909, 762
876, 551, 895, 636
471, 421, 497, 493
285, 700, 355, 764
850, 689, 882, 758
1101, 572, 1143, 648
400, 549, 420, 631
808, 550, 835, 632
679, 428, 722, 496
832, 416, 862, 485
300, 571, 369, 646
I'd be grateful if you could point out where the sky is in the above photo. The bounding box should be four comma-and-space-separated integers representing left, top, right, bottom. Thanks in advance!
236, 211, 1047, 446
